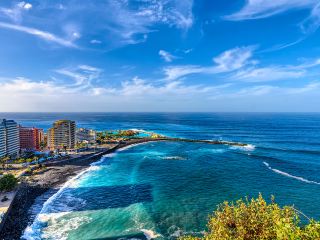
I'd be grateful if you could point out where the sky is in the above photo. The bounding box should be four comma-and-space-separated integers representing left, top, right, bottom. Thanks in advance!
0, 0, 320, 112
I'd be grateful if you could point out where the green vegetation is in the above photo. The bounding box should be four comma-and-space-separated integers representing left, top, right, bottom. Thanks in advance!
0, 156, 10, 169
150, 133, 164, 138
40, 140, 47, 150
97, 130, 140, 143
13, 156, 39, 164
181, 194, 320, 240
76, 142, 88, 149
0, 174, 18, 192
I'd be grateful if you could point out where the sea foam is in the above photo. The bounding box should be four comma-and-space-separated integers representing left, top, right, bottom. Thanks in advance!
22, 163, 101, 240
141, 229, 162, 240
230, 144, 255, 151
263, 162, 320, 185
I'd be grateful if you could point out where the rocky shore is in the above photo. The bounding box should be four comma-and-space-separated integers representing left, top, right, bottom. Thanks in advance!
0, 137, 249, 239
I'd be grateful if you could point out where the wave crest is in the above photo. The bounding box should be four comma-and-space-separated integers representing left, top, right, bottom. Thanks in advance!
263, 162, 320, 185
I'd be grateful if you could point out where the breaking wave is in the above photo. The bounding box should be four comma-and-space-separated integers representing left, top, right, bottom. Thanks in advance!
263, 162, 320, 185
230, 144, 255, 151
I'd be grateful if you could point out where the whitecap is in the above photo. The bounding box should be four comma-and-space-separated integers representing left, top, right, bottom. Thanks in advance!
129, 128, 148, 133
21, 164, 96, 239
118, 142, 150, 152
41, 215, 91, 240
230, 144, 255, 151
91, 153, 117, 166
141, 229, 162, 240
263, 161, 320, 185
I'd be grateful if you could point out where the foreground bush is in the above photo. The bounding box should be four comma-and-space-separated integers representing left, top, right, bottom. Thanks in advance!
181, 194, 320, 240
0, 174, 18, 192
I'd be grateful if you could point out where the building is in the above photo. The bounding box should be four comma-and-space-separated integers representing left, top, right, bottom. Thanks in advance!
19, 126, 44, 151
76, 128, 96, 143
47, 120, 76, 150
0, 119, 20, 158
0, 124, 6, 158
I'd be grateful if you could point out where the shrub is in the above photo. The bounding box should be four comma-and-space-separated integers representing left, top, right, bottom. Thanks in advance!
0, 174, 18, 192
25, 167, 33, 175
180, 194, 320, 240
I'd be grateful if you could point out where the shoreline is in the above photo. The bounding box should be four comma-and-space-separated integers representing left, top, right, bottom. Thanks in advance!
0, 137, 250, 239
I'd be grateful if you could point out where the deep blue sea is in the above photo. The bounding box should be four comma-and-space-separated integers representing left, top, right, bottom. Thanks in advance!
1, 113, 320, 240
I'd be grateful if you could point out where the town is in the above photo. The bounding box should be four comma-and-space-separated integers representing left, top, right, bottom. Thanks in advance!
1, 119, 98, 170
0, 119, 166, 175
0, 118, 169, 236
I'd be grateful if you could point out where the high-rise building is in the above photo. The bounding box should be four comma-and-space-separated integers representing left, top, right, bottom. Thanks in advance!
0, 119, 20, 158
0, 124, 6, 158
19, 126, 44, 151
47, 120, 76, 150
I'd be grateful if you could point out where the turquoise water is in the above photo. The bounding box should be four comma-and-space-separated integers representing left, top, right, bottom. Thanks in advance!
0, 113, 319, 239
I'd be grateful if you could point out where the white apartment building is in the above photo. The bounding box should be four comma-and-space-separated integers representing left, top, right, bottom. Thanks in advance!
0, 124, 6, 158
0, 119, 20, 158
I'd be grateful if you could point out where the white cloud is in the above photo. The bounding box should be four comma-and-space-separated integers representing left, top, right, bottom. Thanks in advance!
164, 46, 256, 80
0, 73, 221, 111
183, 48, 193, 54
225, 0, 317, 21
164, 47, 320, 83
225, 0, 320, 42
87, 0, 194, 47
18, 2, 32, 10
213, 46, 256, 71
210, 81, 320, 100
164, 65, 205, 80
232, 67, 304, 82
0, 0, 193, 50
55, 65, 102, 90
1, 74, 319, 112
231, 58, 320, 82
159, 50, 177, 62
300, 3, 320, 34
0, 1, 32, 22
0, 22, 77, 48
90, 39, 102, 44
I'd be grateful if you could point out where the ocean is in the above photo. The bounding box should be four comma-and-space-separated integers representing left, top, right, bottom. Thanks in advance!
1, 113, 319, 240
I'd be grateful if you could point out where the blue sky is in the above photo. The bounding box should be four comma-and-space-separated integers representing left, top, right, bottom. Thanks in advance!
0, 0, 320, 112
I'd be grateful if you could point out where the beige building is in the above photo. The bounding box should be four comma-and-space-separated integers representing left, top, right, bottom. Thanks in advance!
47, 120, 76, 150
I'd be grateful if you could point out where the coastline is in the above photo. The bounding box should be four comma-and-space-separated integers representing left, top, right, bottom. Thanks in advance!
0, 137, 250, 239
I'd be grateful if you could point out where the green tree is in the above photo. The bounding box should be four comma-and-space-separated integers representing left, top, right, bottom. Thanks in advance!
0, 155, 10, 170
181, 194, 320, 240
0, 174, 18, 192
40, 140, 47, 150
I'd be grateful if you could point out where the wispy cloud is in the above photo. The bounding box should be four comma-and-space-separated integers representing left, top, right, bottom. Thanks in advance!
225, 0, 317, 21
224, 0, 320, 51
90, 39, 102, 44
232, 67, 304, 82
1, 73, 319, 112
0, 0, 194, 50
0, 1, 32, 23
164, 45, 320, 83
212, 46, 256, 71
299, 2, 320, 34
54, 65, 102, 90
159, 50, 177, 62
164, 46, 256, 80
217, 81, 320, 99
231, 58, 320, 82
0, 22, 77, 48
